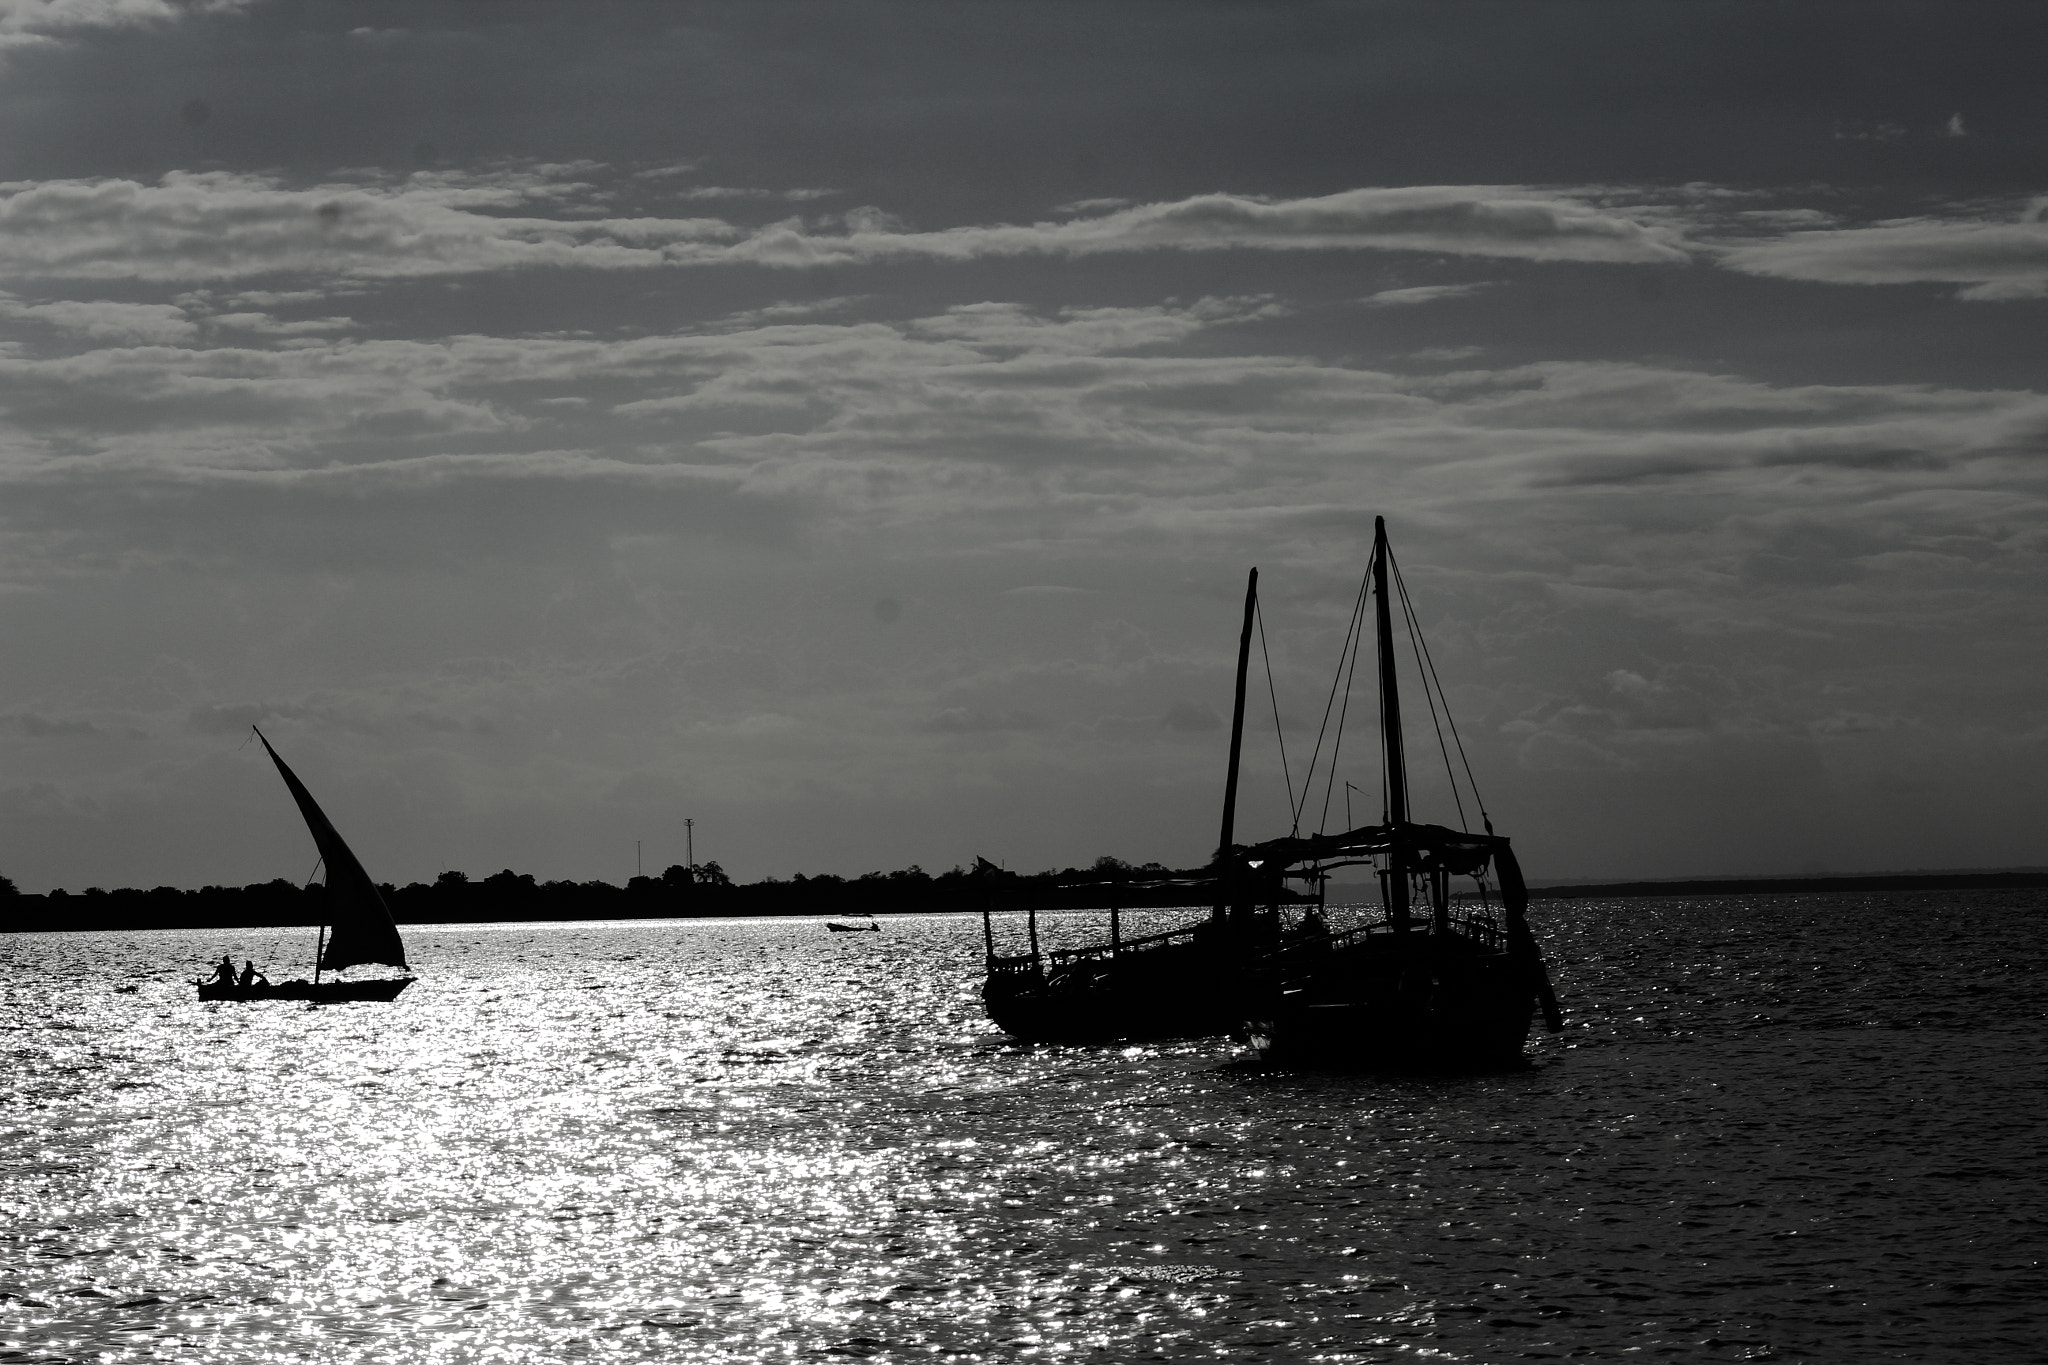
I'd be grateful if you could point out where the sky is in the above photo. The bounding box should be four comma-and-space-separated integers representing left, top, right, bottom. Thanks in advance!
2, 0, 2045, 893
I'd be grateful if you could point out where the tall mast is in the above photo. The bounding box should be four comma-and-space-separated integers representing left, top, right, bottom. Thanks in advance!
1372, 518, 1411, 930
1216, 567, 1259, 858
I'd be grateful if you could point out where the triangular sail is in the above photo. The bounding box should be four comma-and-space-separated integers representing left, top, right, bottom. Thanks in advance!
255, 729, 408, 972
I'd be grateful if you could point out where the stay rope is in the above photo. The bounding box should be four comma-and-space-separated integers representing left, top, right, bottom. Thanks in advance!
1288, 571, 1371, 838
1254, 602, 1298, 835
1389, 552, 1491, 835
1317, 597, 1369, 837
1256, 542, 1494, 850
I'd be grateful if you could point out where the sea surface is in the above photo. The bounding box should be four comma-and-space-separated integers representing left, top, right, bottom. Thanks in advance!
1, 892, 2042, 1363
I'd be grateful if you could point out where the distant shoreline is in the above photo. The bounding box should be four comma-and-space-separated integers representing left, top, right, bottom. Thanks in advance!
1522, 870, 2048, 900
4, 868, 2043, 933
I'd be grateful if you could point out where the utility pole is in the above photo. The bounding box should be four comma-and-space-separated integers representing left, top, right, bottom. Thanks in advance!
685, 819, 695, 871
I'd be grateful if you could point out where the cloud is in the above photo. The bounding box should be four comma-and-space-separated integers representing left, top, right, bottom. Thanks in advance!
692, 712, 800, 738
52, 170, 2048, 308
730, 186, 1694, 270
204, 311, 354, 335
1831, 120, 1907, 144
0, 335, 519, 450
631, 163, 706, 181
1361, 283, 1494, 308
1719, 203, 2048, 301
0, 170, 741, 282
667, 186, 838, 203
713, 295, 872, 328
922, 707, 1042, 734
7, 296, 2041, 587
0, 0, 251, 41
187, 701, 294, 735
0, 295, 196, 343
3, 710, 102, 737
1810, 710, 1907, 737
0, 171, 1695, 284
1, 288, 2040, 741
1505, 665, 1753, 771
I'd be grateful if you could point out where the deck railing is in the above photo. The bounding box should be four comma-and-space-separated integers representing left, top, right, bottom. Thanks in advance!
1264, 907, 1504, 962
987, 918, 1213, 976
988, 904, 1504, 979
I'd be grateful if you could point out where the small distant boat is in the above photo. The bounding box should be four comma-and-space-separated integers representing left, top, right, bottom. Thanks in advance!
195, 729, 416, 1003
826, 915, 881, 933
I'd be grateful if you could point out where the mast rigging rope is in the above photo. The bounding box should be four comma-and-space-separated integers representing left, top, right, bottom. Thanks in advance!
1290, 570, 1371, 837
1254, 602, 1298, 835
1389, 552, 1491, 833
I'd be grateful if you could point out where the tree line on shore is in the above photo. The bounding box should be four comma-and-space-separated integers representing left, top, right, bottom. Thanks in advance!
10, 863, 2034, 932
0, 857, 1213, 933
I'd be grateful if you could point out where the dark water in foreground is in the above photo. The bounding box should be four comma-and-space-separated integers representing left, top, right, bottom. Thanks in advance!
2, 892, 2042, 1363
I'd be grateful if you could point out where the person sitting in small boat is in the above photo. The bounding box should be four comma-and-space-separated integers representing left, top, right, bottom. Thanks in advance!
209, 956, 238, 986
237, 960, 269, 990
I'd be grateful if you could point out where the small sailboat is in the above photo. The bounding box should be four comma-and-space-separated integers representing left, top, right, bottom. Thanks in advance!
194, 729, 415, 1003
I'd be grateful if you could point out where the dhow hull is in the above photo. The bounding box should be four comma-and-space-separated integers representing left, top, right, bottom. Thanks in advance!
1244, 944, 1534, 1071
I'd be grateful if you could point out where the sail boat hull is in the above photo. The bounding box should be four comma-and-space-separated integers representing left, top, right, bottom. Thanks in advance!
1242, 932, 1535, 1071
984, 937, 1243, 1042
196, 977, 415, 1003
979, 569, 1267, 1045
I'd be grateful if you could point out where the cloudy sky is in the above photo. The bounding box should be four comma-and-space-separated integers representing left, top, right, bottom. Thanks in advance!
2, 0, 2045, 892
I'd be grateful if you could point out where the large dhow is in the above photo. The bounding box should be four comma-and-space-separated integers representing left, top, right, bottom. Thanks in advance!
1233, 517, 1562, 1069
194, 729, 416, 1002
979, 518, 1562, 1068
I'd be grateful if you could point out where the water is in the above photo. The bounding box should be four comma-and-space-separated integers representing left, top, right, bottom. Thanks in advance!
2, 892, 2042, 1363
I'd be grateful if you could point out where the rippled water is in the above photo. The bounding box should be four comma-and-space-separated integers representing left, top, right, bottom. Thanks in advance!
3, 892, 2043, 1363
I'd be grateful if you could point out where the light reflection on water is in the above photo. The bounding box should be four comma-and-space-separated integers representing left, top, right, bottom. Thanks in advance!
2, 895, 2044, 1362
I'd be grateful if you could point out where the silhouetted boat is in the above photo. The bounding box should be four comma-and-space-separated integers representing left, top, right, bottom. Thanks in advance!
981, 520, 1562, 1067
195, 975, 413, 1003
1233, 518, 1562, 1069
826, 916, 881, 933
980, 572, 1289, 1043
194, 730, 415, 1003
